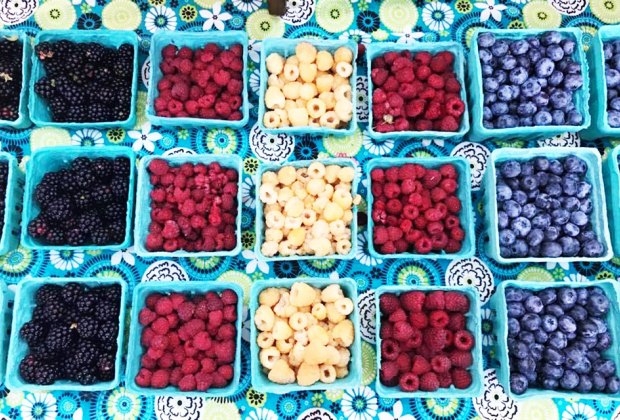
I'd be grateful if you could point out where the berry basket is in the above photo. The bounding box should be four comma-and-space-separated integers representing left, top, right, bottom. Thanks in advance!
365, 157, 475, 260
483, 147, 613, 263
134, 154, 243, 257
374, 285, 483, 398
582, 25, 620, 140
20, 146, 136, 251
366, 41, 469, 140
258, 38, 358, 137
5, 277, 127, 392
249, 277, 362, 393
490, 280, 620, 400
254, 158, 359, 262
468, 28, 590, 142
604, 144, 620, 255
146, 30, 249, 128
0, 281, 14, 381
29, 30, 139, 129
0, 152, 24, 256
125, 281, 244, 397
0, 30, 31, 129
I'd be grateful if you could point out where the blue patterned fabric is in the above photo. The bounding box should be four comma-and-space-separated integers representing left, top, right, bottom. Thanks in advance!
0, 0, 618, 418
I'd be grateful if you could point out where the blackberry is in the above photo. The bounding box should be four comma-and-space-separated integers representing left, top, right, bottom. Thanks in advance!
110, 176, 129, 201
66, 228, 87, 246
63, 362, 80, 381
49, 96, 67, 120
75, 368, 97, 385
62, 282, 84, 304
46, 197, 72, 221
76, 316, 98, 339
88, 103, 111, 122
31, 343, 59, 362
73, 340, 99, 367
98, 284, 122, 303
34, 77, 55, 99
98, 319, 119, 344
73, 190, 92, 210
103, 202, 125, 222
19, 355, 59, 385
34, 183, 59, 208
113, 157, 130, 178
70, 156, 91, 173
45, 228, 65, 244
76, 292, 99, 315
99, 87, 116, 105
63, 306, 80, 324
108, 222, 126, 243
96, 301, 120, 321
41, 300, 65, 323
35, 284, 62, 305
83, 43, 106, 63
66, 105, 88, 122
96, 353, 116, 381
92, 157, 113, 180
44, 324, 75, 353
20, 321, 46, 346
28, 216, 49, 238
0, 105, 17, 121
91, 185, 113, 205
91, 227, 110, 245
75, 169, 96, 189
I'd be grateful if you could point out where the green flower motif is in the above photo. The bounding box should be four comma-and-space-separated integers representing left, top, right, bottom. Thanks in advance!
476, 201, 484, 215
358, 0, 369, 12
246, 388, 266, 408
455, 0, 472, 14
178, 129, 189, 140
179, 5, 197, 22
580, 26, 597, 51
495, 140, 525, 148
102, 0, 142, 30
312, 392, 324, 407
591, 0, 620, 24
0, 246, 32, 274
96, 269, 124, 280
397, 264, 430, 285
552, 267, 565, 280
35, 0, 77, 29
105, 387, 141, 418
325, 389, 344, 402
522, 1, 562, 29
246, 9, 285, 40
379, 0, 419, 32
86, 249, 103, 257
107, 128, 126, 144
189, 256, 221, 271
248, 61, 256, 72
508, 20, 526, 30
80, 3, 91, 13
517, 266, 554, 282
309, 258, 336, 270
244, 157, 259, 175
316, 0, 355, 33
361, 341, 377, 385
251, 271, 265, 282
242, 231, 256, 249
425, 398, 460, 417
206, 128, 238, 154
323, 129, 363, 157
596, 270, 615, 280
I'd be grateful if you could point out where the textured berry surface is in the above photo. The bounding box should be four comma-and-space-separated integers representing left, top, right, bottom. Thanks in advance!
0, 38, 23, 121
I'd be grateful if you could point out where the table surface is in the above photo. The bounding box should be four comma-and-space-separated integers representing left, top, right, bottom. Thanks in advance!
0, 0, 618, 419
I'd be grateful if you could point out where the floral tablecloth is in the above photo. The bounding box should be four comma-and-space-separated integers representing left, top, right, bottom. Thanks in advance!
0, 0, 618, 419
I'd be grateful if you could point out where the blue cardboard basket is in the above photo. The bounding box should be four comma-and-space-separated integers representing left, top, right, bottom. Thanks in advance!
490, 280, 620, 400
604, 145, 620, 255
146, 31, 249, 128
249, 277, 362, 394
29, 30, 139, 129
366, 42, 470, 140
0, 152, 23, 256
258, 38, 358, 137
374, 285, 483, 398
5, 277, 127, 392
467, 28, 590, 141
134, 154, 243, 257
21, 146, 136, 251
0, 282, 14, 382
0, 31, 31, 129
483, 147, 613, 263
582, 26, 620, 139
254, 158, 359, 262
125, 281, 244, 397
365, 157, 475, 260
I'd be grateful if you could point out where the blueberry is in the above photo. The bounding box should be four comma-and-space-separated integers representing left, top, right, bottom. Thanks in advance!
570, 210, 589, 227
610, 88, 619, 101
510, 217, 531, 238
558, 315, 577, 334
580, 319, 599, 338
507, 302, 526, 318
535, 172, 549, 187
517, 357, 537, 376
517, 55, 531, 69
605, 43, 614, 60
535, 57, 555, 77
522, 78, 542, 97
551, 109, 566, 125
483, 77, 500, 93
503, 200, 522, 218
544, 226, 561, 241
510, 373, 529, 395
587, 350, 601, 363
546, 44, 565, 61
611, 97, 620, 111
518, 331, 535, 345
567, 110, 583, 126
542, 378, 559, 390
529, 342, 543, 361
609, 110, 620, 127
522, 203, 538, 219
533, 110, 553, 126
500, 54, 517, 70
568, 305, 588, 322
559, 236, 580, 257
509, 239, 529, 257
500, 160, 521, 178
484, 92, 497, 106
593, 359, 617, 377
546, 304, 564, 317
586, 292, 610, 316
565, 343, 587, 360
494, 70, 507, 84
483, 106, 493, 121
538, 288, 557, 305
532, 213, 551, 229
596, 332, 612, 351
496, 114, 519, 128
498, 211, 509, 229
579, 198, 593, 214
533, 91, 550, 107
544, 182, 562, 197
521, 313, 541, 331
529, 242, 540, 256
561, 177, 577, 196
541, 314, 558, 332
573, 357, 593, 375
593, 371, 608, 391
512, 190, 528, 205
497, 85, 515, 102
577, 288, 589, 305
606, 376, 620, 393
560, 369, 579, 390
548, 70, 564, 87
564, 74, 583, 91
496, 183, 513, 202
542, 363, 564, 379
522, 295, 542, 314
509, 66, 529, 85
544, 346, 566, 365
479, 48, 493, 64
576, 375, 593, 393
533, 157, 549, 171
510, 339, 530, 359
505, 177, 520, 190
560, 197, 579, 213
491, 40, 509, 57
478, 32, 496, 48
549, 330, 568, 349
575, 181, 592, 199
510, 39, 529, 55
517, 101, 537, 116
541, 31, 562, 46
563, 222, 580, 237
591, 317, 608, 334
561, 39, 576, 55
551, 208, 570, 225
582, 239, 604, 258
558, 287, 577, 308
607, 68, 620, 88
540, 241, 562, 258
611, 53, 620, 69
534, 328, 549, 344
508, 317, 520, 337
506, 287, 526, 302
549, 90, 571, 109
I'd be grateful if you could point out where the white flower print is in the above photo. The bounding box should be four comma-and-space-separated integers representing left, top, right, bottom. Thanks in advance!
341, 387, 378, 420
145, 6, 177, 33
564, 273, 589, 282
242, 176, 255, 209
71, 128, 103, 147
396, 26, 424, 44
50, 250, 84, 271
248, 39, 261, 63
111, 247, 135, 266
129, 122, 161, 153
475, 0, 507, 22
330, 271, 340, 280
241, 305, 251, 342
480, 308, 494, 346
363, 132, 393, 155
248, 407, 278, 420
22, 392, 57, 420
233, 0, 261, 13
562, 402, 596, 420
249, 68, 261, 94
422, 138, 445, 147
243, 249, 269, 274
72, 0, 95, 8
546, 260, 569, 270
339, 29, 371, 45
200, 2, 232, 31
422, 1, 455, 32
378, 401, 414, 420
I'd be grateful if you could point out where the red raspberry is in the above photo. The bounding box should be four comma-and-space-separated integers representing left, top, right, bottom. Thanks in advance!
393, 321, 414, 342
150, 334, 169, 351
215, 101, 232, 118
147, 347, 164, 360
373, 226, 389, 246
372, 88, 387, 104
195, 372, 213, 391
154, 298, 174, 316
162, 220, 180, 239
400, 83, 418, 99
371, 168, 385, 183
201, 357, 217, 373
158, 352, 174, 369
380, 361, 400, 387
423, 328, 448, 352
395, 68, 415, 83
135, 368, 153, 387
387, 226, 403, 241
176, 302, 195, 321
171, 82, 190, 101
448, 313, 466, 331
405, 330, 423, 350
436, 371, 452, 388
445, 77, 461, 93
399, 372, 420, 392
416, 65, 431, 81
149, 159, 170, 176
431, 232, 449, 251
399, 291, 425, 312
427, 221, 444, 235
440, 178, 458, 195
415, 51, 432, 65
445, 292, 470, 313
427, 74, 445, 89
383, 51, 399, 64
419, 372, 440, 391
425, 291, 445, 310
381, 338, 400, 361
379, 293, 401, 314
371, 67, 389, 86
380, 322, 393, 339
181, 358, 200, 375
411, 355, 431, 376
217, 324, 236, 341
383, 183, 400, 199
218, 364, 234, 381
139, 308, 157, 326
446, 239, 462, 254
151, 369, 170, 388
383, 76, 399, 92
445, 196, 462, 213
451, 368, 472, 389
446, 96, 465, 118
450, 227, 465, 242
422, 169, 442, 189
424, 101, 442, 120
414, 119, 433, 131
430, 54, 450, 73
409, 312, 428, 329
454, 330, 474, 351
213, 69, 231, 86
431, 187, 447, 203
141, 354, 157, 369
214, 340, 236, 364
221, 289, 238, 305
405, 229, 422, 244
396, 353, 411, 373
414, 236, 432, 254
386, 198, 402, 215
431, 355, 452, 374
178, 374, 197, 391
450, 350, 473, 368
385, 167, 399, 182
162, 44, 177, 59
438, 115, 459, 132
419, 87, 436, 100
388, 307, 407, 323
403, 205, 419, 220
429, 310, 449, 328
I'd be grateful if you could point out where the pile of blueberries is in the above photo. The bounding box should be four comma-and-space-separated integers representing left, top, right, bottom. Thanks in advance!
495, 155, 605, 259
478, 31, 584, 129
507, 285, 619, 395
604, 40, 620, 127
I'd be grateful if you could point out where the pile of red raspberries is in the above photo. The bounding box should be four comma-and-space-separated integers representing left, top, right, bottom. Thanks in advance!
379, 290, 475, 392
371, 50, 465, 133
371, 163, 464, 255
154, 43, 244, 120
135, 289, 238, 391
146, 159, 238, 253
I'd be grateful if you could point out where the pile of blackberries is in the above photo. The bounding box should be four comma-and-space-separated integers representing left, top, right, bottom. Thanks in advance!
19, 282, 122, 385
478, 31, 584, 129
0, 161, 7, 239
0, 37, 23, 121
495, 155, 605, 259
34, 40, 134, 123
27, 156, 131, 246
507, 285, 619, 395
